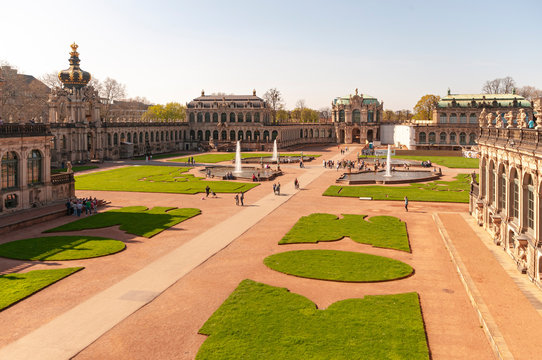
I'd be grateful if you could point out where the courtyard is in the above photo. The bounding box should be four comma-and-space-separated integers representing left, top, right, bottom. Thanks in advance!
1, 145, 541, 359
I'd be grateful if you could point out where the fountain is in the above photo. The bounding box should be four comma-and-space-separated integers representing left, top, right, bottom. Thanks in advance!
271, 139, 278, 161
384, 145, 392, 177
234, 140, 242, 174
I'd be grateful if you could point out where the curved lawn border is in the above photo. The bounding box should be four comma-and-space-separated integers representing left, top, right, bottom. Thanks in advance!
0, 236, 125, 261
264, 250, 413, 282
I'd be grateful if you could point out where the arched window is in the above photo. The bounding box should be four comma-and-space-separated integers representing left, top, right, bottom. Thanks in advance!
459, 132, 466, 145
367, 110, 374, 122
469, 133, 476, 144
353, 110, 361, 123
205, 130, 211, 141
339, 110, 345, 122
2, 151, 18, 189
213, 130, 219, 140
221, 113, 227, 123
439, 132, 447, 144
151, 132, 154, 142
145, 132, 149, 142
449, 132, 456, 144
328, 129, 332, 138
108, 134, 112, 146
272, 130, 278, 140
460, 113, 467, 123
27, 150, 42, 184
189, 113, 195, 122
197, 113, 203, 122
238, 130, 244, 140
481, 158, 486, 198
428, 132, 436, 144
449, 113, 457, 123
221, 130, 227, 140
254, 131, 260, 140
488, 161, 495, 205
230, 130, 236, 140
139, 132, 143, 143
238, 113, 244, 122
197, 130, 203, 140
246, 113, 252, 123
439, 113, 447, 123
246, 131, 252, 141
156, 131, 159, 141
510, 169, 519, 220
255, 112, 260, 122
205, 112, 210, 122
419, 132, 426, 144
127, 133, 131, 142
469, 113, 478, 124
525, 174, 535, 231
161, 131, 164, 141
190, 130, 195, 140
498, 165, 506, 211
62, 135, 67, 149
263, 130, 270, 140
120, 133, 126, 143
300, 129, 303, 138
230, 112, 235, 122
213, 113, 218, 122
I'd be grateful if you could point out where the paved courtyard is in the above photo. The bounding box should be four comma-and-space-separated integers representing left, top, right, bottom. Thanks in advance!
1, 145, 541, 359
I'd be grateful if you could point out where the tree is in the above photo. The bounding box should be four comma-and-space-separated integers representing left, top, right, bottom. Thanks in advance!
40, 71, 62, 88
295, 99, 306, 110
482, 76, 516, 94
319, 107, 331, 121
517, 86, 542, 101
383, 110, 396, 122
413, 94, 440, 120
263, 88, 283, 122
276, 108, 289, 122
142, 102, 186, 121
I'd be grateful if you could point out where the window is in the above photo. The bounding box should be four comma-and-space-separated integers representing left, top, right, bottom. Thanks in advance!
108, 134, 112, 146
488, 163, 495, 205
439, 113, 447, 123
469, 113, 478, 124
238, 113, 244, 122
272, 130, 278, 140
511, 173, 519, 220
460, 113, 467, 123
205, 130, 211, 141
189, 113, 195, 122
213, 130, 218, 140
230, 130, 236, 140
500, 172, 506, 210
238, 130, 243, 140
469, 133, 476, 144
230, 112, 235, 122
1, 152, 18, 189
353, 110, 361, 123
459, 132, 466, 145
151, 132, 154, 142
246, 113, 252, 123
449, 132, 457, 144
419, 132, 426, 144
255, 112, 260, 122
221, 113, 227, 123
205, 112, 210, 122
368, 111, 374, 122
213, 113, 218, 122
197, 130, 203, 140
114, 133, 118, 145
428, 132, 436, 144
449, 113, 457, 123
27, 150, 42, 184
439, 132, 447, 144
197, 113, 203, 122
526, 176, 534, 231
339, 110, 345, 122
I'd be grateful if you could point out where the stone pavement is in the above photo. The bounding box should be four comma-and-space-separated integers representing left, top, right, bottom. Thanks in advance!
0, 148, 351, 360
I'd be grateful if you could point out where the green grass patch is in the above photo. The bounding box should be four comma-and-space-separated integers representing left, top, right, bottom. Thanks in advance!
324, 174, 472, 203
264, 250, 413, 282
0, 267, 83, 311
197, 279, 429, 359
74, 165, 258, 194
361, 155, 478, 168
133, 152, 189, 160
0, 236, 125, 261
51, 165, 99, 174
45, 206, 201, 238
169, 153, 320, 163
279, 213, 409, 252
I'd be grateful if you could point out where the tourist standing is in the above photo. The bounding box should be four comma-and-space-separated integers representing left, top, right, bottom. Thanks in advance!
205, 185, 211, 197
276, 182, 281, 195
235, 193, 239, 206
240, 192, 244, 206
273, 183, 277, 195
404, 196, 408, 212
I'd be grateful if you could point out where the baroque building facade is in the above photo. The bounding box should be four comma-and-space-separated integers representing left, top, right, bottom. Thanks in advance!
413, 92, 533, 150
471, 99, 542, 287
331, 89, 383, 144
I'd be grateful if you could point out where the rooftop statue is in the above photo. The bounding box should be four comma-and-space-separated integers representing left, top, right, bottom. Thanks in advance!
505, 111, 514, 128
479, 108, 487, 126
517, 109, 526, 129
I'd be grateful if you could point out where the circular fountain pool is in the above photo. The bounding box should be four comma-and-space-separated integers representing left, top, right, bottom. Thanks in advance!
201, 166, 281, 181
337, 170, 440, 184
241, 155, 315, 164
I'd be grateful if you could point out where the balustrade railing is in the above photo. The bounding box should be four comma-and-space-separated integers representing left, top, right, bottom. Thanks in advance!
0, 124, 50, 137
51, 173, 74, 185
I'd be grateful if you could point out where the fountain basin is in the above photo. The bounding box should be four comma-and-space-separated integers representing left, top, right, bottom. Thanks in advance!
201, 166, 281, 181
337, 170, 440, 184
240, 156, 315, 164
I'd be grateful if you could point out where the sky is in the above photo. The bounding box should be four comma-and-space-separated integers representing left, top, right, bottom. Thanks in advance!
2, 0, 542, 111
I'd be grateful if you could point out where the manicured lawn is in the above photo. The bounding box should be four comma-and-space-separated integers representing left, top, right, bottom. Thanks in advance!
74, 165, 259, 194
264, 250, 413, 282
169, 153, 320, 163
197, 279, 429, 359
45, 206, 201, 238
133, 152, 189, 160
279, 213, 410, 252
0, 236, 125, 261
361, 155, 479, 168
52, 165, 99, 174
0, 267, 83, 311
324, 174, 472, 203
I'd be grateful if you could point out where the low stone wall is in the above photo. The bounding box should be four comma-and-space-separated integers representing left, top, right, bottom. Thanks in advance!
395, 149, 462, 156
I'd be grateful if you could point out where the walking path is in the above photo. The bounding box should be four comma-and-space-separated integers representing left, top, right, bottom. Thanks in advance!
436, 212, 542, 360
0, 149, 351, 360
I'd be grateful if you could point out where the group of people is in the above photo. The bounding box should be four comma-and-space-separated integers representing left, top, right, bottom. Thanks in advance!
66, 197, 99, 217
272, 182, 281, 195
251, 173, 262, 182
234, 192, 245, 206
223, 172, 236, 180
185, 157, 196, 165
205, 185, 216, 198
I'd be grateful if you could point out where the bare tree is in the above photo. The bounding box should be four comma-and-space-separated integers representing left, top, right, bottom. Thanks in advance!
319, 106, 331, 121
263, 88, 283, 123
517, 86, 542, 101
99, 77, 126, 117
482, 76, 516, 94
295, 99, 306, 110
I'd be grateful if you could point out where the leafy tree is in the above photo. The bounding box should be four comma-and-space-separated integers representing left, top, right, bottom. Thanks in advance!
276, 108, 289, 122
143, 102, 186, 121
413, 94, 440, 120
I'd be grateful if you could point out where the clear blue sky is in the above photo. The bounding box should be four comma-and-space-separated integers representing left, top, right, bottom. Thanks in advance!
2, 0, 541, 110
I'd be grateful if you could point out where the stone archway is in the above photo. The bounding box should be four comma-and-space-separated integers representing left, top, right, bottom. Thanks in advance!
339, 129, 345, 143
352, 128, 361, 143
367, 129, 374, 142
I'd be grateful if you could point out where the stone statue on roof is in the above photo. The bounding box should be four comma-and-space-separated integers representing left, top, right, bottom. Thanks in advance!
479, 108, 487, 126
495, 113, 503, 128
518, 109, 527, 128
505, 111, 514, 128
355, 88, 358, 96
486, 112, 495, 127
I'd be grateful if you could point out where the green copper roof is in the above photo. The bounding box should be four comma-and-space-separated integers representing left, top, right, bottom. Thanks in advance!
333, 94, 379, 106
438, 93, 531, 108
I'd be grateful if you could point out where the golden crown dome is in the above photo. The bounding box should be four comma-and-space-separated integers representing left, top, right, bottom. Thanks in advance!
58, 42, 91, 89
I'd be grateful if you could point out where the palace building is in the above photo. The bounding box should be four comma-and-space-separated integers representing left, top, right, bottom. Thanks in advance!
471, 98, 542, 287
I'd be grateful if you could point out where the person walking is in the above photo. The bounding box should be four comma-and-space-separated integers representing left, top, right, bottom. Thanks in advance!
240, 192, 244, 206
294, 178, 299, 190
273, 183, 277, 195
404, 196, 409, 212
205, 185, 210, 197
276, 182, 281, 195
234, 193, 239, 206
